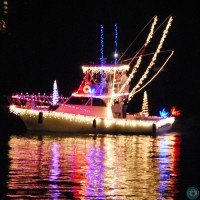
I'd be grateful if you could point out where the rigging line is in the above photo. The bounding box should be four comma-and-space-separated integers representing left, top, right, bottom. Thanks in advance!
119, 16, 158, 94
110, 16, 173, 105
117, 15, 156, 63
122, 49, 174, 62
128, 50, 174, 99
109, 16, 158, 105
128, 15, 172, 66
127, 16, 173, 102
129, 16, 173, 100
154, 14, 172, 34
128, 16, 158, 66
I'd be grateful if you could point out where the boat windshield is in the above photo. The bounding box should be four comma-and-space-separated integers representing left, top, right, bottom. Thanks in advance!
66, 97, 106, 107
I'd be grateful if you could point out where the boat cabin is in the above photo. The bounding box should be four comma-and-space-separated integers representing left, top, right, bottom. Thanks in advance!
56, 64, 130, 118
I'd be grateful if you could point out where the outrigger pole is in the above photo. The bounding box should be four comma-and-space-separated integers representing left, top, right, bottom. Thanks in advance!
117, 15, 157, 63
128, 16, 173, 102
114, 16, 173, 104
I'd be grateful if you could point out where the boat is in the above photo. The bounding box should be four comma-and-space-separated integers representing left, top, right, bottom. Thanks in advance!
8, 16, 177, 135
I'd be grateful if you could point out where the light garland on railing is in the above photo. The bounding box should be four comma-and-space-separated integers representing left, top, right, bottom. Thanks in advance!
11, 93, 67, 106
9, 105, 97, 123
9, 105, 175, 130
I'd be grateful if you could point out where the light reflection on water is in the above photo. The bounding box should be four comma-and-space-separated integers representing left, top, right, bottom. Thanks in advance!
7, 132, 181, 199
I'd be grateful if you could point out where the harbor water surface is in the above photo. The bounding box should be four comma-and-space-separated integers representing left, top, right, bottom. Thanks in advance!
0, 126, 200, 199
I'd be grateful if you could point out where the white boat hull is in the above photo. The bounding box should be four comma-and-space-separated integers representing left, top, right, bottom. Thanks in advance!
10, 105, 175, 135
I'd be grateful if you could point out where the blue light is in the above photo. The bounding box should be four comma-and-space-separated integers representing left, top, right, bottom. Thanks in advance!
100, 24, 104, 65
90, 88, 95, 94
114, 23, 118, 64
159, 108, 169, 118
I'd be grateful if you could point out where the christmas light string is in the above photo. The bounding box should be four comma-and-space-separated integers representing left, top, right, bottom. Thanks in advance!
109, 16, 158, 105
126, 15, 173, 66
117, 15, 157, 63
118, 15, 173, 99
128, 16, 158, 65
9, 105, 175, 130
128, 16, 173, 102
129, 50, 174, 97
114, 23, 118, 64
119, 16, 158, 95
100, 24, 104, 65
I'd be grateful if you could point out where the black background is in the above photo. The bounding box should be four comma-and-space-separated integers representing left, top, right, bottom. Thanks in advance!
0, 0, 200, 117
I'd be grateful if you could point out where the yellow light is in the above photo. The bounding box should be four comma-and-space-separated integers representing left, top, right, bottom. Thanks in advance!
82, 65, 129, 74
128, 16, 173, 101
110, 16, 158, 105
9, 105, 175, 133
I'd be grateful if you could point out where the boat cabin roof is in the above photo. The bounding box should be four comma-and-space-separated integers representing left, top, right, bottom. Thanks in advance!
82, 64, 129, 74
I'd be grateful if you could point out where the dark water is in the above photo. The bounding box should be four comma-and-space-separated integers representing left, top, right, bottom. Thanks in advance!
1, 126, 200, 199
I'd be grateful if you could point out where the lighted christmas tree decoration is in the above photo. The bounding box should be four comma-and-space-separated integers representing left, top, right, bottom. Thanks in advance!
141, 91, 149, 117
52, 80, 59, 106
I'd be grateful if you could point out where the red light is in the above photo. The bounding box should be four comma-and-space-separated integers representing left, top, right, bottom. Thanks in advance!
171, 106, 181, 116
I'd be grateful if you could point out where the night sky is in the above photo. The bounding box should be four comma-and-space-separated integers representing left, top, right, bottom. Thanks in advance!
0, 0, 200, 117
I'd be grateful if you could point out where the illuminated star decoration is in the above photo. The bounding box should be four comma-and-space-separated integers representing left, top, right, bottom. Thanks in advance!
171, 106, 181, 116
159, 108, 169, 118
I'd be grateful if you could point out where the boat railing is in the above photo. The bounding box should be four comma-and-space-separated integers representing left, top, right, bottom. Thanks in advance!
10, 93, 67, 108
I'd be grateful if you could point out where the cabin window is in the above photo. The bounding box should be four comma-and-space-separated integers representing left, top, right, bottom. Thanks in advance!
92, 98, 106, 106
66, 97, 91, 105
66, 97, 106, 106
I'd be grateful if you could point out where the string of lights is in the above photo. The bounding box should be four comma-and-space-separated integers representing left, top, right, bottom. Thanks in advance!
119, 16, 157, 96
110, 16, 158, 105
100, 24, 104, 65
11, 93, 67, 106
9, 105, 175, 130
114, 23, 118, 64
130, 50, 174, 97
128, 16, 173, 102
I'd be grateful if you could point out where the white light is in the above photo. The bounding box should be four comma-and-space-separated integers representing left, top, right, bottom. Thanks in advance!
114, 53, 118, 58
9, 105, 175, 132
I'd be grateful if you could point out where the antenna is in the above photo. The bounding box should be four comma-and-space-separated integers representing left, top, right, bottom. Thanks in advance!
100, 24, 104, 65
114, 23, 118, 64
